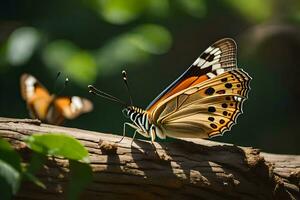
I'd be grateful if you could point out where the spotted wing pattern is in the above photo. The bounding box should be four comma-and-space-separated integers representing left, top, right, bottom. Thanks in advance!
147, 38, 237, 113
150, 68, 251, 139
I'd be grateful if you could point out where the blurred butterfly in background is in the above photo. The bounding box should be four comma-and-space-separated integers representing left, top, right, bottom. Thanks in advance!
20, 73, 93, 125
89, 38, 251, 142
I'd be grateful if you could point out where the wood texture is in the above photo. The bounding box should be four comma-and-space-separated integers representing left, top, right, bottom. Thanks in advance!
0, 117, 299, 200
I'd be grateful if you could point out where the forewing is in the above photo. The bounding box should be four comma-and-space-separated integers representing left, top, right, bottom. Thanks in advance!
20, 73, 52, 120
147, 38, 237, 112
150, 69, 251, 138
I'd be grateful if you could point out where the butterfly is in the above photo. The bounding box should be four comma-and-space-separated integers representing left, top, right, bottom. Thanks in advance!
89, 38, 251, 142
20, 73, 93, 125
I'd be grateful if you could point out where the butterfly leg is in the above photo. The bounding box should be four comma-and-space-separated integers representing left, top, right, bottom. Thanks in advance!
150, 125, 156, 143
130, 130, 138, 146
117, 122, 138, 143
116, 122, 129, 143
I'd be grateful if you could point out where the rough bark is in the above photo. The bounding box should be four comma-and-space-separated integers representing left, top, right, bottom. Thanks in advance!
0, 117, 299, 200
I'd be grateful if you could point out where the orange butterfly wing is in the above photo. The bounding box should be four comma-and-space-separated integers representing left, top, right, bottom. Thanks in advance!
54, 96, 93, 119
20, 74, 53, 120
146, 38, 236, 113
20, 74, 93, 125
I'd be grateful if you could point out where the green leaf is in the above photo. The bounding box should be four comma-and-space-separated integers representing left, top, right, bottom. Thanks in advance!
26, 152, 47, 175
25, 133, 90, 163
0, 138, 22, 198
0, 177, 13, 200
6, 27, 40, 66
176, 0, 206, 18
96, 0, 148, 24
130, 24, 172, 54
63, 51, 97, 85
95, 24, 172, 75
291, 6, 300, 22
42, 40, 97, 86
0, 159, 21, 195
0, 138, 22, 172
147, 0, 170, 18
226, 0, 272, 22
42, 40, 78, 69
23, 170, 46, 189
67, 160, 92, 200
22, 152, 46, 189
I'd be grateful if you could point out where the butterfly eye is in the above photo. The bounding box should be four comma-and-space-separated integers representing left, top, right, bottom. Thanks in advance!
122, 108, 130, 118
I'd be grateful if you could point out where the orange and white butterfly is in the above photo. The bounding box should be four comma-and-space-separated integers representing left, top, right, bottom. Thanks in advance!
89, 38, 251, 142
20, 73, 93, 125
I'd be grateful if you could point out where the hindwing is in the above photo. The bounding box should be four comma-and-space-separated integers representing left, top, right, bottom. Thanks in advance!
149, 69, 251, 138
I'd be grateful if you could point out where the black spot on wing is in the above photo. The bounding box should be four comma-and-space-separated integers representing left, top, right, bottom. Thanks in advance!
205, 87, 215, 95
208, 106, 216, 112
208, 117, 214, 122
210, 124, 217, 129
221, 78, 228, 82
225, 83, 232, 88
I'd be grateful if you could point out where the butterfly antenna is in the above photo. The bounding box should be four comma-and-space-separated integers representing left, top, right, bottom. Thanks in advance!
88, 85, 127, 106
122, 70, 133, 105
57, 77, 69, 96
53, 72, 61, 93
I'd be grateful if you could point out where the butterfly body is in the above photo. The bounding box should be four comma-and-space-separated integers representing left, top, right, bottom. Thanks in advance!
27, 94, 56, 123
122, 38, 251, 142
122, 106, 165, 141
20, 73, 93, 125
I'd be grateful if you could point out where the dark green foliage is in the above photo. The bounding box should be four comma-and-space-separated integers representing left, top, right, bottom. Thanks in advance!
0, 134, 92, 199
0, 138, 22, 199
67, 160, 93, 200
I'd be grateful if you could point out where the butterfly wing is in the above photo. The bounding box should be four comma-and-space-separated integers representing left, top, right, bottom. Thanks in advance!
147, 38, 237, 112
149, 69, 251, 139
51, 96, 93, 124
20, 73, 52, 120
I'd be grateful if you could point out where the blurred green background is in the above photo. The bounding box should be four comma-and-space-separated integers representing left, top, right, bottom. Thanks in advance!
1, 0, 299, 154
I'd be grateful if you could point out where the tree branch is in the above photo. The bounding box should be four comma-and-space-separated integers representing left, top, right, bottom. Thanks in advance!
0, 117, 299, 200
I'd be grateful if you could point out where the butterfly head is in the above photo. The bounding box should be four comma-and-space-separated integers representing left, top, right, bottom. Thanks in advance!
122, 106, 144, 119
122, 106, 134, 118
122, 107, 130, 118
